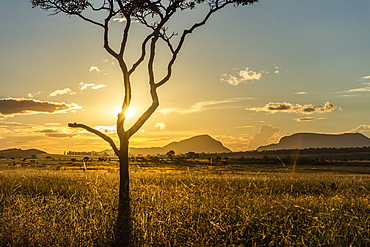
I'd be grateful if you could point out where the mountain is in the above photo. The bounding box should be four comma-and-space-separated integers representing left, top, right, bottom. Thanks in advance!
99, 134, 231, 156
0, 148, 47, 158
257, 133, 370, 151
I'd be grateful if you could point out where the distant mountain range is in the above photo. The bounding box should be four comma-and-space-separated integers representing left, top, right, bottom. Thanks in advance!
3, 133, 369, 158
0, 148, 47, 158
257, 133, 370, 151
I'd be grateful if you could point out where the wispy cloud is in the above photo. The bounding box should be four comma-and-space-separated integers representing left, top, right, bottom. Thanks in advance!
79, 82, 106, 90
158, 98, 242, 115
294, 117, 326, 122
362, 75, 370, 79
295, 91, 308, 95
247, 102, 338, 115
0, 98, 81, 117
221, 67, 263, 86
50, 88, 76, 97
37, 129, 76, 138
348, 87, 370, 92
154, 122, 166, 130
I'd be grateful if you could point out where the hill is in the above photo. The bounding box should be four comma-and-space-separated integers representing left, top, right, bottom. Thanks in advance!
0, 148, 47, 158
99, 134, 231, 156
257, 133, 370, 151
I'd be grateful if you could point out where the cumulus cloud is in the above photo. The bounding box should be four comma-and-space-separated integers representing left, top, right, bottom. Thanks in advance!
296, 91, 308, 95
246, 102, 338, 115
155, 122, 166, 130
294, 117, 326, 122
50, 88, 76, 97
79, 82, 106, 90
362, 75, 370, 79
274, 66, 280, 74
221, 67, 262, 86
0, 98, 81, 117
247, 125, 280, 150
158, 98, 242, 115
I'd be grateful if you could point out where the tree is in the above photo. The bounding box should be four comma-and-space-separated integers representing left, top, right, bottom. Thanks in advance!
166, 150, 175, 160
30, 0, 259, 245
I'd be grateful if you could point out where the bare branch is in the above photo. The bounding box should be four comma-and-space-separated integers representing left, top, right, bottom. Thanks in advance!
68, 123, 120, 156
156, 2, 228, 87
127, 87, 159, 138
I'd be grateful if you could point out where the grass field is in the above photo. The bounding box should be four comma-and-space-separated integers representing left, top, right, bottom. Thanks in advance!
1, 160, 370, 246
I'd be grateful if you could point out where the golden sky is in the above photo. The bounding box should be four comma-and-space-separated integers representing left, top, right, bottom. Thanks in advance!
1, 0, 370, 154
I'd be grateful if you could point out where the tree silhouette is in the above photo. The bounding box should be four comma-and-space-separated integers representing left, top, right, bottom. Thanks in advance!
30, 0, 259, 245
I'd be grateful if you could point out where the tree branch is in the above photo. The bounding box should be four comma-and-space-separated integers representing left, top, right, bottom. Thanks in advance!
68, 123, 120, 156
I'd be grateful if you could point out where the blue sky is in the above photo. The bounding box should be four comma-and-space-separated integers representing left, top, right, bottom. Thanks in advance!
1, 0, 370, 153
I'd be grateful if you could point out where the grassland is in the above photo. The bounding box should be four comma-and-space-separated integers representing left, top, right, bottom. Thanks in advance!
1, 159, 370, 246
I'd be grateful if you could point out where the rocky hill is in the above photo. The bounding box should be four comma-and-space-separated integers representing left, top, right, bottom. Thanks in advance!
257, 133, 370, 151
102, 134, 231, 156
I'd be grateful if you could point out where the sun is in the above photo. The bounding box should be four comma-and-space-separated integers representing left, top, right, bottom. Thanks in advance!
125, 107, 135, 119
113, 106, 135, 119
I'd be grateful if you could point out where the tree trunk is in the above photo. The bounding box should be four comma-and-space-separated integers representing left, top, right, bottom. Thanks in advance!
114, 137, 131, 247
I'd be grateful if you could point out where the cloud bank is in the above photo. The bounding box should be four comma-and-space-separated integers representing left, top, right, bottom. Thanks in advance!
247, 102, 338, 115
0, 98, 81, 117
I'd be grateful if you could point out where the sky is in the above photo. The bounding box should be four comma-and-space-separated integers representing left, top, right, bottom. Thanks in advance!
1, 0, 370, 154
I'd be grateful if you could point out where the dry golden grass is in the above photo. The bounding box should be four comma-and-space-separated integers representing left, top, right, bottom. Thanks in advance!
1, 164, 370, 246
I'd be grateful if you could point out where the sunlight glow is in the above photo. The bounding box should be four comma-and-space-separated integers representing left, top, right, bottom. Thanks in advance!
114, 106, 135, 119
125, 107, 135, 119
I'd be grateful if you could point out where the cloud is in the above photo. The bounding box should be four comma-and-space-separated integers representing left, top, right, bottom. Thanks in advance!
294, 117, 326, 122
79, 82, 106, 90
348, 87, 370, 92
0, 98, 81, 117
362, 75, 370, 79
158, 98, 242, 115
274, 66, 280, 74
94, 125, 116, 134
113, 17, 139, 23
89, 66, 100, 73
247, 125, 280, 150
37, 129, 76, 138
154, 122, 166, 130
50, 88, 76, 97
246, 102, 338, 115
27, 91, 42, 98
221, 67, 262, 86
295, 91, 308, 95
351, 125, 370, 133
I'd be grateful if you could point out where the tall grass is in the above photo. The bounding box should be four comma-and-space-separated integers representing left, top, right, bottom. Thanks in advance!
1, 167, 370, 246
